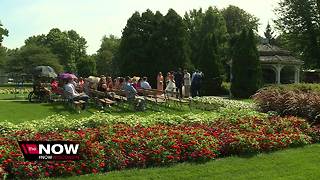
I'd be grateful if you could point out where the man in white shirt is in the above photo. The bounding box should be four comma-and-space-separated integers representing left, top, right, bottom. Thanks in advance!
64, 78, 89, 110
140, 77, 152, 89
183, 69, 191, 97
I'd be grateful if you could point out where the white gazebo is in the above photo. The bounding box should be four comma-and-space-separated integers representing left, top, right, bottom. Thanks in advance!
258, 44, 303, 84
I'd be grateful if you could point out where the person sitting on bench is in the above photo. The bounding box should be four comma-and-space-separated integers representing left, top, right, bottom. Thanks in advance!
64, 77, 89, 110
122, 76, 145, 111
140, 77, 152, 89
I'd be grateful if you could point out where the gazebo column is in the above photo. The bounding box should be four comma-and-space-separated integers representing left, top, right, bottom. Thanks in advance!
273, 64, 284, 84
294, 66, 300, 83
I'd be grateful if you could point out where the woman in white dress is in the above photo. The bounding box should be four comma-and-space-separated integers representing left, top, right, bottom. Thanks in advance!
165, 72, 176, 97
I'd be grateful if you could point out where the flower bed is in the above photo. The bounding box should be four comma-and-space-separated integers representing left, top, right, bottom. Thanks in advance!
0, 113, 314, 179
191, 96, 256, 111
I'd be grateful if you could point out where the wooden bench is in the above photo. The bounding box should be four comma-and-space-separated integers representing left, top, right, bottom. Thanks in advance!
90, 90, 116, 109
135, 89, 167, 110
138, 89, 166, 102
61, 91, 87, 113
112, 89, 128, 101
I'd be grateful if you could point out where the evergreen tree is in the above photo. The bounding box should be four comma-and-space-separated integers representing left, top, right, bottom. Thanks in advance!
118, 11, 144, 76
196, 7, 227, 95
160, 9, 190, 71
118, 9, 189, 86
264, 22, 275, 44
231, 29, 262, 98
184, 9, 204, 68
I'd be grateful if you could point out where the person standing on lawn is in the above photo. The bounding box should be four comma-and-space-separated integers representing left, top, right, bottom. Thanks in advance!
191, 70, 203, 97
157, 72, 164, 93
183, 69, 191, 98
174, 68, 183, 98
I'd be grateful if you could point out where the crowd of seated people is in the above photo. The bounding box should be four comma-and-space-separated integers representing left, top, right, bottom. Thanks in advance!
35, 69, 197, 111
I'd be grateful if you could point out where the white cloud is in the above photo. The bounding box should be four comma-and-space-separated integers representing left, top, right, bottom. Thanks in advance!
1, 0, 280, 54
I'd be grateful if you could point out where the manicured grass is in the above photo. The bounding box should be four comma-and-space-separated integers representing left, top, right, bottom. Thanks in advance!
0, 101, 94, 123
57, 144, 320, 180
0, 99, 201, 124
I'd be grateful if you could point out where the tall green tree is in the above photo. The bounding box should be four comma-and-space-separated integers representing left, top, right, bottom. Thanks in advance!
95, 35, 121, 76
24, 28, 88, 73
160, 9, 190, 71
184, 9, 204, 68
118, 11, 144, 76
231, 29, 262, 98
186, 7, 227, 95
275, 0, 320, 68
5, 45, 63, 74
0, 21, 8, 46
221, 5, 259, 36
119, 9, 189, 82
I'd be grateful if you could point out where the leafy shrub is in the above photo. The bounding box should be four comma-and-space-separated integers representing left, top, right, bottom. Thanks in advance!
191, 96, 256, 111
253, 88, 320, 124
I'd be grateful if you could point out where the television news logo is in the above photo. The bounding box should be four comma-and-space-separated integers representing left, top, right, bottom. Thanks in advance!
18, 141, 81, 161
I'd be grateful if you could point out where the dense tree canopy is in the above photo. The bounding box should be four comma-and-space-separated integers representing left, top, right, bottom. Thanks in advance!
221, 5, 259, 36
5, 45, 63, 74
24, 28, 87, 73
118, 9, 189, 85
275, 0, 320, 68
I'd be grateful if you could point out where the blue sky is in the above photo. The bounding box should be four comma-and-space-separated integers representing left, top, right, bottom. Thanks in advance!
0, 0, 279, 54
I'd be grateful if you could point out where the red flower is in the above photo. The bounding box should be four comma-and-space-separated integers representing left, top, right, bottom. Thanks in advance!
167, 155, 174, 160
99, 162, 105, 168
92, 168, 98, 174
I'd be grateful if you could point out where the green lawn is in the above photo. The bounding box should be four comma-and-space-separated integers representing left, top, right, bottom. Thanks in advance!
0, 99, 200, 123
0, 101, 95, 123
57, 144, 320, 180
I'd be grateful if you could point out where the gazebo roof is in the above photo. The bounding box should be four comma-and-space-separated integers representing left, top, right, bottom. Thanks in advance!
258, 44, 291, 56
258, 44, 303, 65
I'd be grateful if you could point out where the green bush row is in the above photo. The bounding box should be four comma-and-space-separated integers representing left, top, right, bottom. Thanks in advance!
0, 109, 266, 134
